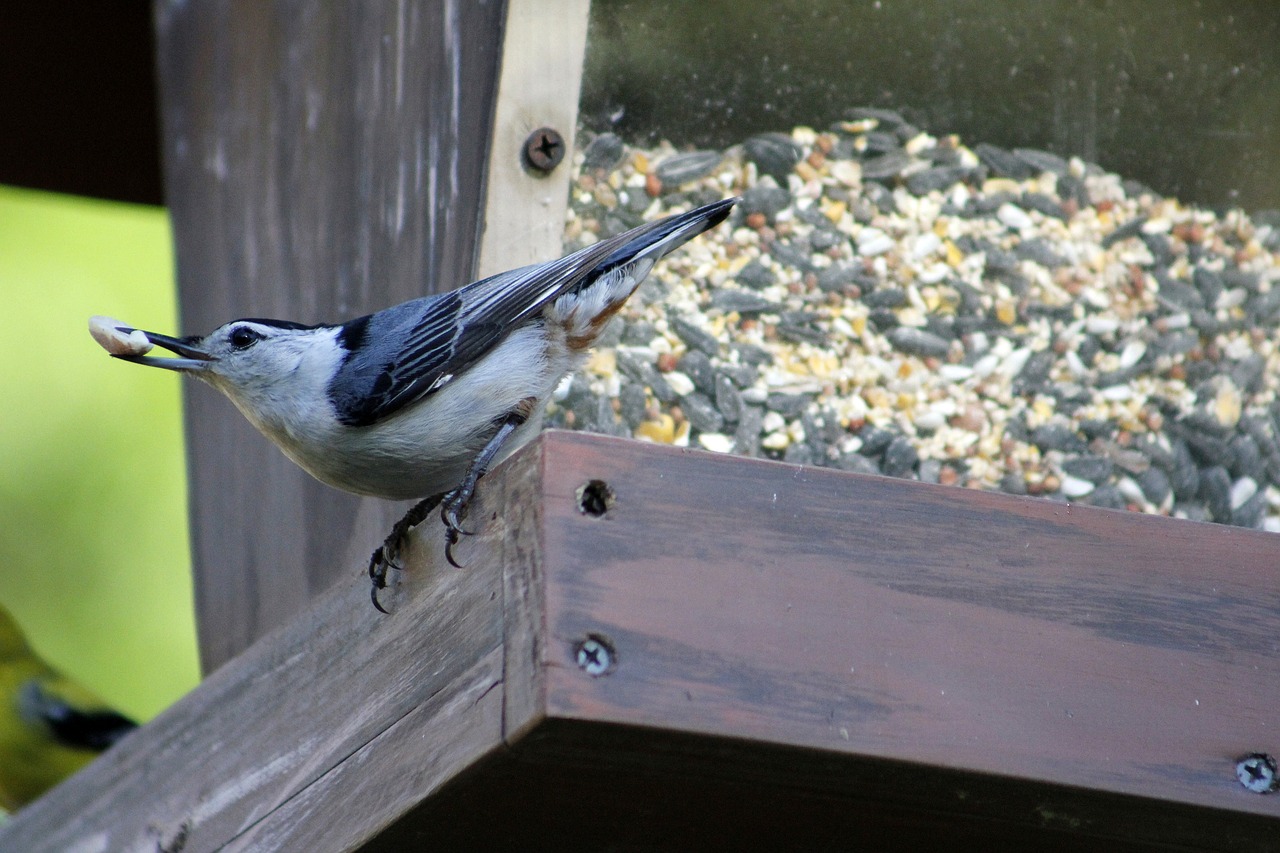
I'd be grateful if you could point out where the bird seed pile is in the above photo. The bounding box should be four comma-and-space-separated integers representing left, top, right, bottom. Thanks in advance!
545, 109, 1280, 531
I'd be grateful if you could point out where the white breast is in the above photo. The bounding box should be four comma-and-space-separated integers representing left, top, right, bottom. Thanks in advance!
258, 325, 568, 500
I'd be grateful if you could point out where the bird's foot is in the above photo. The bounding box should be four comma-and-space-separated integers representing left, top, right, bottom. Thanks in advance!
437, 410, 528, 567
367, 544, 399, 615
368, 493, 445, 613
440, 487, 476, 568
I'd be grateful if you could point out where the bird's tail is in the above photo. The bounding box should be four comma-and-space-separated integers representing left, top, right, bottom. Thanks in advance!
590, 197, 737, 281
551, 197, 737, 350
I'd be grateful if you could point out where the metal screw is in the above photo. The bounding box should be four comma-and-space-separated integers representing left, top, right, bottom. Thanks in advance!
523, 127, 565, 174
574, 635, 615, 677
1235, 753, 1278, 794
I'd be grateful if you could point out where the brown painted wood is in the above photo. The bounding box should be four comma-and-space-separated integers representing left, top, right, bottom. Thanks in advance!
153, 0, 507, 671
530, 431, 1280, 836
381, 719, 1280, 851
3, 432, 1276, 850
380, 430, 1280, 849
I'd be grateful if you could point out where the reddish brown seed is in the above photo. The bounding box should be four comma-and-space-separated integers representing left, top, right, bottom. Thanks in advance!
950, 403, 987, 433
1173, 221, 1204, 243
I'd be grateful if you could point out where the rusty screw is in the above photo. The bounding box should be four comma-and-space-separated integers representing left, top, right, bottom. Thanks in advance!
1235, 753, 1278, 794
574, 635, 615, 677
523, 127, 565, 174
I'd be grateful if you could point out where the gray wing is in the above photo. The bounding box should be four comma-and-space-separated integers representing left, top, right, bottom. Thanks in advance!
327, 270, 534, 427
328, 198, 736, 427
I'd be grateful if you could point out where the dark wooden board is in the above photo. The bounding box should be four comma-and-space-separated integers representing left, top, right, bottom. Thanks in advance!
380, 719, 1279, 852
527, 432, 1280, 841
154, 0, 507, 671
3, 432, 1276, 850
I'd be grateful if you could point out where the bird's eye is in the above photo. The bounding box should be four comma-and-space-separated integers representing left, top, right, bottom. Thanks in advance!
228, 326, 262, 350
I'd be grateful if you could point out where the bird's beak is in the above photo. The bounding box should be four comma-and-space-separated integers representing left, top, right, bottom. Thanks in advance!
114, 330, 215, 371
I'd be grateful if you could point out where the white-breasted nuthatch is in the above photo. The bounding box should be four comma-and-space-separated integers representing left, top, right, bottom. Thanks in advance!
97, 197, 736, 610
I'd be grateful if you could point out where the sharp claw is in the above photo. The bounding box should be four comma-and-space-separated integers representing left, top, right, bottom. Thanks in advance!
428, 411, 519, 567
441, 493, 474, 534
366, 491, 451, 613
444, 526, 463, 569
367, 544, 399, 614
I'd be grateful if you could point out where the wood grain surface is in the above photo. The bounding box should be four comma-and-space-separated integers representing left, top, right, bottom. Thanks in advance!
154, 0, 506, 671
475, 0, 590, 279
531, 431, 1280, 843
4, 432, 1275, 850
0, 437, 544, 852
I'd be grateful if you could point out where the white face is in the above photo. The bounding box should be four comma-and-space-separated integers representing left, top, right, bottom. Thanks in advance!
197, 322, 313, 390
128, 320, 345, 436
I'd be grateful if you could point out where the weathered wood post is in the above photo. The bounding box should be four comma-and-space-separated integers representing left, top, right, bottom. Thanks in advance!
155, 1, 512, 670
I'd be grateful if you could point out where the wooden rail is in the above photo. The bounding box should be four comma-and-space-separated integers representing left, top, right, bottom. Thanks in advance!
4, 431, 1277, 850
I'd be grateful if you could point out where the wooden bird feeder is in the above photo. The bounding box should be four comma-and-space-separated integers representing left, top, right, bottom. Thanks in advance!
3, 2, 1278, 850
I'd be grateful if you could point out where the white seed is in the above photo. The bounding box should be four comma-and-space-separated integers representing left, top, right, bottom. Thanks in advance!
88, 316, 152, 356
698, 433, 735, 453
1118, 340, 1147, 370
1231, 477, 1258, 510
1059, 474, 1096, 498
761, 431, 790, 450
664, 371, 695, 396
1085, 316, 1120, 335
997, 203, 1034, 231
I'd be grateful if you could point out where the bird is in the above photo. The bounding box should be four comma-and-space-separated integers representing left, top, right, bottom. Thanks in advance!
97, 197, 737, 610
0, 604, 137, 811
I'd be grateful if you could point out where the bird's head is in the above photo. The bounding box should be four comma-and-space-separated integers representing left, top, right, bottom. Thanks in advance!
114, 319, 344, 431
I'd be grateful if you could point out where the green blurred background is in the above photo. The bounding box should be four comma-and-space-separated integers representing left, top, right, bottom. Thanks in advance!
0, 184, 200, 722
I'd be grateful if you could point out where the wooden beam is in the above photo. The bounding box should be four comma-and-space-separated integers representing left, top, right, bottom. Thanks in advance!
4, 432, 1277, 849
527, 431, 1280, 845
154, 0, 508, 671
475, 0, 591, 278
0, 435, 544, 852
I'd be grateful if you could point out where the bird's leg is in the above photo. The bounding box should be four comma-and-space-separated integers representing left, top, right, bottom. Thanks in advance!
442, 408, 529, 567
368, 491, 445, 613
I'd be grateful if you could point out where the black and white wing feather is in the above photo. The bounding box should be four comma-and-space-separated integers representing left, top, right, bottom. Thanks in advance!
328, 198, 735, 427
